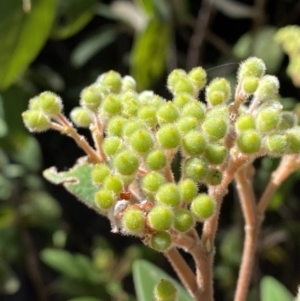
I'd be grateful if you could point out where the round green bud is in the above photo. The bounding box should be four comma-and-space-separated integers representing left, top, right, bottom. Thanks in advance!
174, 209, 194, 233
101, 94, 122, 116
278, 112, 296, 131
188, 66, 207, 91
138, 91, 154, 103
204, 143, 227, 165
156, 183, 181, 207
141, 171, 166, 195
39, 91, 63, 117
255, 75, 280, 100
205, 169, 223, 186
242, 76, 259, 95
147, 95, 165, 109
22, 110, 51, 132
167, 69, 186, 91
237, 57, 266, 80
148, 205, 173, 231
123, 119, 146, 138
114, 150, 139, 175
173, 93, 193, 109
236, 130, 261, 154
80, 86, 103, 111
191, 194, 215, 221
287, 128, 300, 153
157, 102, 179, 124
256, 108, 281, 133
121, 75, 136, 92
107, 116, 126, 137
102, 136, 123, 156
129, 129, 153, 153
178, 179, 198, 203
94, 189, 115, 211
70, 107, 93, 128
206, 104, 229, 119
182, 130, 206, 155
28, 96, 40, 110
236, 114, 256, 132
103, 175, 123, 194
145, 149, 167, 170
156, 124, 181, 149
154, 279, 177, 301
202, 116, 228, 140
150, 231, 172, 252
137, 105, 158, 128
100, 70, 122, 93
172, 76, 195, 95
120, 90, 139, 117
176, 116, 198, 134
206, 78, 231, 105
181, 100, 206, 122
184, 157, 208, 181
265, 133, 288, 155
91, 163, 110, 186
122, 207, 145, 235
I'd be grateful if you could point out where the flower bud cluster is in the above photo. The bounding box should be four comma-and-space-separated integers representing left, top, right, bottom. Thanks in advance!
22, 60, 300, 253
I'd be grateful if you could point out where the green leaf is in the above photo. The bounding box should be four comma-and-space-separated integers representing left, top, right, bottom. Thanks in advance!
233, 26, 284, 74
135, 0, 155, 16
71, 26, 118, 67
51, 0, 98, 40
133, 259, 193, 301
43, 160, 100, 214
0, 0, 57, 89
131, 20, 171, 90
260, 276, 293, 301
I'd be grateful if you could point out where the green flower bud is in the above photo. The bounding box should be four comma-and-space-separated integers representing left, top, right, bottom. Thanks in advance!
277, 111, 297, 130
91, 163, 110, 186
176, 116, 198, 134
28, 96, 40, 110
70, 107, 93, 128
39, 91, 63, 117
188, 66, 207, 91
256, 108, 281, 133
254, 75, 280, 100
236, 130, 261, 154
172, 76, 196, 95
157, 102, 179, 124
191, 194, 215, 221
150, 231, 172, 252
265, 133, 288, 155
122, 207, 145, 235
103, 175, 123, 194
147, 95, 165, 109
80, 85, 104, 111
145, 149, 167, 170
123, 119, 146, 138
204, 143, 227, 165
120, 90, 139, 117
129, 129, 153, 153
148, 205, 174, 231
22, 110, 51, 132
236, 114, 256, 132
94, 189, 115, 211
174, 209, 194, 232
173, 93, 193, 109
205, 169, 223, 186
156, 183, 181, 207
101, 94, 122, 116
167, 69, 186, 91
138, 105, 158, 128
182, 130, 206, 155
202, 116, 228, 140
206, 104, 229, 119
107, 116, 126, 137
102, 136, 123, 156
154, 279, 177, 301
114, 150, 139, 175
181, 100, 206, 122
184, 157, 208, 181
178, 179, 198, 203
242, 76, 259, 95
100, 70, 122, 93
156, 124, 181, 149
287, 127, 300, 153
206, 78, 231, 105
141, 171, 166, 196
138, 91, 154, 103
237, 57, 266, 80
121, 75, 136, 92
